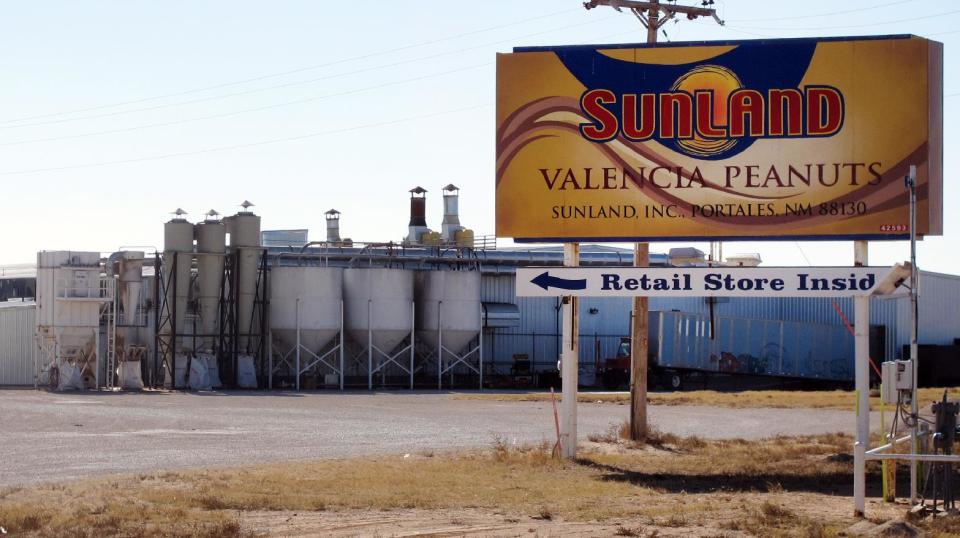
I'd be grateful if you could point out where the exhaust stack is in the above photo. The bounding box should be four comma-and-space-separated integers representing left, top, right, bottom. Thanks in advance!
325, 209, 341, 242
405, 187, 432, 244
441, 184, 465, 242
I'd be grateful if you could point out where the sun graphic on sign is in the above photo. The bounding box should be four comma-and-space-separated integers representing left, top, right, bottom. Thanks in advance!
672, 64, 741, 158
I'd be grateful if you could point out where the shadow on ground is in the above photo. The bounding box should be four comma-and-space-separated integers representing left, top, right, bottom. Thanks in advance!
576, 459, 914, 498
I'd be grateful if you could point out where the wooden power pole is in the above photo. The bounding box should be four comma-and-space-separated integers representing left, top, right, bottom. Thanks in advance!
583, 0, 723, 441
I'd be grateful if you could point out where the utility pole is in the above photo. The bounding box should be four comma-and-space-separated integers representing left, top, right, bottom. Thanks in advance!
584, 0, 723, 442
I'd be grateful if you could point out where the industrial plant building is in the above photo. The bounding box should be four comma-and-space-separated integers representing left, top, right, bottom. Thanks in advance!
1, 186, 958, 390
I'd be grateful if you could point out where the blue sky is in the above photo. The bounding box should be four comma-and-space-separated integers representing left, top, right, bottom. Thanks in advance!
1, 0, 956, 272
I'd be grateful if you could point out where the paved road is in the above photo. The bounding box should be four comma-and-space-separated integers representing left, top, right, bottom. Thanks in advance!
0, 390, 868, 486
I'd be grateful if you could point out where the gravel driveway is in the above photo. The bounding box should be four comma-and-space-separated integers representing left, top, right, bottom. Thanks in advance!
0, 389, 870, 486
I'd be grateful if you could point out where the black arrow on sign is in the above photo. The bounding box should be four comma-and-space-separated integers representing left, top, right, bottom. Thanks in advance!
531, 271, 587, 291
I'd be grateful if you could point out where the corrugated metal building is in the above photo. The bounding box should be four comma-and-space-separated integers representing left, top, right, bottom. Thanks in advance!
479, 256, 960, 383
0, 302, 36, 386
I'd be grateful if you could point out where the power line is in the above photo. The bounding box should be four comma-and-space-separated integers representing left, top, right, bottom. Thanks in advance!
729, 0, 921, 23
726, 8, 960, 32
0, 7, 580, 126
0, 62, 492, 147
0, 103, 492, 176
0, 26, 639, 148
692, 19, 774, 38
794, 242, 813, 266
0, 15, 613, 131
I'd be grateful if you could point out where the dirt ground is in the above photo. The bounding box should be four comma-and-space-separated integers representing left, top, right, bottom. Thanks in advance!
3, 431, 956, 538
241, 508, 630, 537
237, 496, 910, 537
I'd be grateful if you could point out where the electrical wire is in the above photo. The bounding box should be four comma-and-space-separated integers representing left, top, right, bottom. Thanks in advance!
0, 28, 641, 157
724, 8, 960, 32
729, 0, 922, 23
0, 25, 645, 147
0, 24, 643, 148
0, 103, 493, 177
690, 19, 775, 38
0, 6, 581, 126
890, 392, 902, 444
0, 14, 612, 131
794, 242, 813, 266
0, 62, 492, 147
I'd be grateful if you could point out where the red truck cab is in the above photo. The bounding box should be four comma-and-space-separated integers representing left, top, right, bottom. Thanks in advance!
597, 337, 683, 391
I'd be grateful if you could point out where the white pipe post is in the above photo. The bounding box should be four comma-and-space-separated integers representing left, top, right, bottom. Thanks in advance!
94, 327, 100, 390
409, 302, 415, 390
853, 240, 870, 517
367, 300, 373, 390
339, 300, 344, 391
479, 304, 484, 391
560, 243, 580, 459
268, 328, 273, 389
908, 164, 919, 504
437, 301, 443, 390
295, 297, 301, 392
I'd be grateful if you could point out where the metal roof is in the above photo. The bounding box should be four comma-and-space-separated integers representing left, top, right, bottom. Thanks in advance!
0, 264, 36, 280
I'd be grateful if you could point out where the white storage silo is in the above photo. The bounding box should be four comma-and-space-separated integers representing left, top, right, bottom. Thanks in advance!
343, 268, 415, 388
195, 212, 226, 350
194, 211, 226, 388
162, 211, 194, 387
227, 204, 260, 350
269, 266, 344, 389
226, 201, 262, 388
415, 270, 482, 389
162, 211, 193, 339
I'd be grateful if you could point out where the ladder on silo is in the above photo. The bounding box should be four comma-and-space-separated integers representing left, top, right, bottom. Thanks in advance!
102, 278, 118, 389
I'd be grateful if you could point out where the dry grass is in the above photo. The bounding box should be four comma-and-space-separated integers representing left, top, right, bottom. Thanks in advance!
588, 420, 707, 452
718, 501, 840, 537
1, 431, 956, 537
458, 386, 960, 411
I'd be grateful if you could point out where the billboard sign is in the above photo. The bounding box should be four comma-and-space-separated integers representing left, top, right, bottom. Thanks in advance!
515, 266, 906, 298
496, 35, 943, 242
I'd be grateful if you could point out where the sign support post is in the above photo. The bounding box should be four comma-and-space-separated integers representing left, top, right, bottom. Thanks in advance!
853, 240, 870, 517
560, 243, 579, 458
631, 243, 649, 441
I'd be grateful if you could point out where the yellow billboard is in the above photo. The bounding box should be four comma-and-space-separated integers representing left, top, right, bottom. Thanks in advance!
496, 35, 943, 242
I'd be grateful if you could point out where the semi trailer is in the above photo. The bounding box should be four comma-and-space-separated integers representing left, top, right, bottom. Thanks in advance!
598, 310, 856, 390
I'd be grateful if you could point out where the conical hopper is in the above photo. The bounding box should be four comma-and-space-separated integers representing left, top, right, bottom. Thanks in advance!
415, 270, 481, 355
344, 268, 413, 354
270, 266, 343, 356
117, 251, 144, 327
